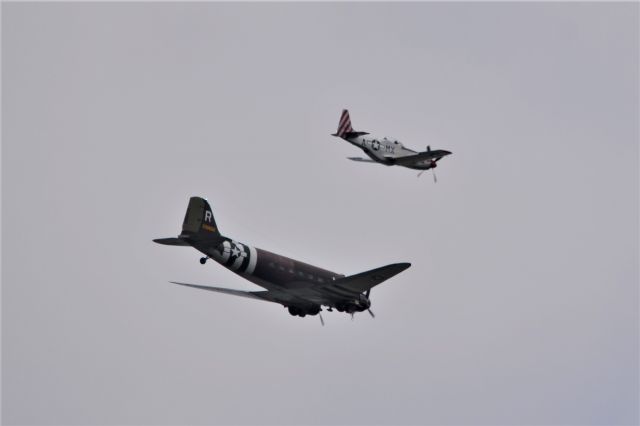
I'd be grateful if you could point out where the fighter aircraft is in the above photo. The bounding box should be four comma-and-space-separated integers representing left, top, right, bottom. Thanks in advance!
154, 197, 411, 324
332, 109, 452, 181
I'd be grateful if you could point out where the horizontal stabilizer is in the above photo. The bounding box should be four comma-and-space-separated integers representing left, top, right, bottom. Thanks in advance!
344, 131, 369, 138
153, 238, 190, 246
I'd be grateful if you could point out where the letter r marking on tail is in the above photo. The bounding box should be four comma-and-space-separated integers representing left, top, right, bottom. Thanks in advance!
205, 211, 212, 223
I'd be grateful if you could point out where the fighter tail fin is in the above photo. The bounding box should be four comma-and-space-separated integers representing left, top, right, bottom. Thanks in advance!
334, 109, 354, 137
332, 109, 369, 138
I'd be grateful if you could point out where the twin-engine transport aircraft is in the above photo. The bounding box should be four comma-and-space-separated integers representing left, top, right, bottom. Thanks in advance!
332, 109, 453, 181
154, 197, 411, 324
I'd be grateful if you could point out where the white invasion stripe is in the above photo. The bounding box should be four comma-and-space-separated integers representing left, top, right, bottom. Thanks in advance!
220, 240, 231, 262
245, 246, 258, 275
231, 242, 245, 270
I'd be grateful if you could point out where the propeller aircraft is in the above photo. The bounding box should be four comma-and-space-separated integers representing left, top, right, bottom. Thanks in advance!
332, 109, 452, 181
154, 197, 411, 325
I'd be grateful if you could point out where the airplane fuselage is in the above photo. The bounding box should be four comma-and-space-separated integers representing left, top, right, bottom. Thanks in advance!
190, 237, 349, 309
344, 135, 437, 169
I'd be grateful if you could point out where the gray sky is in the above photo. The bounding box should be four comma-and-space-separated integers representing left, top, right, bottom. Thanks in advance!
2, 2, 638, 425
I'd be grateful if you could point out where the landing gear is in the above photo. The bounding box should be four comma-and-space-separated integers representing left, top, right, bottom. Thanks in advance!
199, 257, 208, 265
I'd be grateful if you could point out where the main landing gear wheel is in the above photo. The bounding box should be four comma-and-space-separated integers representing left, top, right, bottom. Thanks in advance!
199, 257, 208, 265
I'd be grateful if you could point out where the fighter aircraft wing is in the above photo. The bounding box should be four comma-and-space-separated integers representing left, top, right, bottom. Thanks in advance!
394, 149, 452, 166
347, 157, 377, 163
317, 262, 411, 297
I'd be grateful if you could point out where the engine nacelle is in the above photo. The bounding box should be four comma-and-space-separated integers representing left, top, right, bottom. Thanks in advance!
336, 294, 371, 313
288, 305, 321, 317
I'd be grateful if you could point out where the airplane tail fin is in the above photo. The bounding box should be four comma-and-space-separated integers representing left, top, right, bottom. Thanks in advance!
333, 109, 354, 137
332, 109, 369, 138
153, 196, 222, 246
180, 196, 221, 240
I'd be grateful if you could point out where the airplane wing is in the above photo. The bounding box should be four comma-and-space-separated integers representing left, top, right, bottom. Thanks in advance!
169, 263, 410, 308
317, 262, 411, 297
347, 157, 377, 163
170, 281, 274, 301
169, 281, 314, 307
394, 149, 452, 166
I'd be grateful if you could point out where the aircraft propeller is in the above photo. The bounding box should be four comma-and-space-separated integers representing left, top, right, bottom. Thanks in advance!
365, 289, 375, 318
417, 146, 440, 182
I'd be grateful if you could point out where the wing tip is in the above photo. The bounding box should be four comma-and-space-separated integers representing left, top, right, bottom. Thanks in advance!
395, 262, 411, 271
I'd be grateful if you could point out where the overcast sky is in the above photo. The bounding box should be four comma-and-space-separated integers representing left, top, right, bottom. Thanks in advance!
2, 2, 638, 425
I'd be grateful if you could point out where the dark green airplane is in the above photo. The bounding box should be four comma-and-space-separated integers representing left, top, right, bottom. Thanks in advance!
154, 197, 411, 324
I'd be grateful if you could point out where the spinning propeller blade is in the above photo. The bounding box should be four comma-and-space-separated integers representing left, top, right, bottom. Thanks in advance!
365, 289, 374, 318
